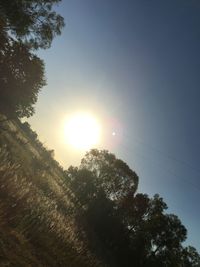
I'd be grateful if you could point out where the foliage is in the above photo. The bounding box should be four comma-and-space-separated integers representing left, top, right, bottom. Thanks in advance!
66, 167, 99, 208
0, 27, 46, 118
0, 0, 64, 118
0, 0, 65, 49
181, 246, 200, 267
80, 149, 139, 201
66, 149, 200, 267
121, 194, 189, 267
20, 122, 38, 139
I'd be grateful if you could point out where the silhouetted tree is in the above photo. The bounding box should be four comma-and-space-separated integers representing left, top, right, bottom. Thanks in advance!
120, 194, 188, 266
0, 0, 65, 49
66, 149, 200, 267
0, 27, 45, 117
181, 246, 200, 267
67, 165, 131, 267
66, 167, 99, 208
0, 0, 64, 117
80, 149, 139, 201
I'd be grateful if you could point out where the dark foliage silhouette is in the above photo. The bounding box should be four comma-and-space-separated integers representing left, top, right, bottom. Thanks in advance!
0, 0, 65, 49
66, 149, 200, 267
0, 27, 45, 117
0, 0, 64, 118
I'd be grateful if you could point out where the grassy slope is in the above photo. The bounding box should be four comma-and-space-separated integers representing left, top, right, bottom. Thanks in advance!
0, 116, 104, 267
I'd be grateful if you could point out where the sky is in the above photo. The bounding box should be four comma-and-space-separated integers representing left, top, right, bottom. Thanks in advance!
28, 0, 200, 251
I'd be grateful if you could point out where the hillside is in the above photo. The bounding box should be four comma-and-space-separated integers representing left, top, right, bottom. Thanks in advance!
0, 115, 104, 267
1, 115, 199, 267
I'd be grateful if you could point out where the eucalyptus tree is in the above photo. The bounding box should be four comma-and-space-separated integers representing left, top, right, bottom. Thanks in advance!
66, 149, 200, 267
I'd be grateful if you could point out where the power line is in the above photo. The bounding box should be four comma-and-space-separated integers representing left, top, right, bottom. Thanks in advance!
123, 131, 200, 175
119, 139, 200, 193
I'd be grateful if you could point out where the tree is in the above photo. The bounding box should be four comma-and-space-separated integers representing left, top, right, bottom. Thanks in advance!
118, 193, 199, 267
181, 246, 200, 267
0, 0, 64, 118
0, 27, 45, 117
0, 0, 65, 49
66, 166, 99, 208
122, 194, 188, 267
66, 149, 200, 267
66, 165, 131, 267
80, 149, 139, 201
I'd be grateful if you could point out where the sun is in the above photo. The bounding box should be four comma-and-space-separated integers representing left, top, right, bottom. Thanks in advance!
64, 112, 101, 150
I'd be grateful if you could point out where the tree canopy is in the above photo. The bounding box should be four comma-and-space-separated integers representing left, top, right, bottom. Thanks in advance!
80, 149, 139, 201
0, 0, 64, 118
0, 27, 45, 117
66, 149, 200, 267
0, 0, 65, 49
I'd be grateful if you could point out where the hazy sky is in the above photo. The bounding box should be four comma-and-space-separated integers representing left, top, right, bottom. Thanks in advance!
28, 0, 200, 250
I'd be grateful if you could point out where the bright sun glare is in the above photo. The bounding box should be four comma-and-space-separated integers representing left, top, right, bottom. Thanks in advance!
64, 113, 101, 150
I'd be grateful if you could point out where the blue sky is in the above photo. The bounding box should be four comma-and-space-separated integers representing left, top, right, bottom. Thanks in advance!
28, 0, 200, 250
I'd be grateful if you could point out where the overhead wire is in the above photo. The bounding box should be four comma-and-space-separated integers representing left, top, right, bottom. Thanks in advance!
123, 131, 200, 175
115, 131, 200, 193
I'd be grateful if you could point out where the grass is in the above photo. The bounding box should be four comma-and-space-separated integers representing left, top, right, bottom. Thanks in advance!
0, 115, 104, 267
